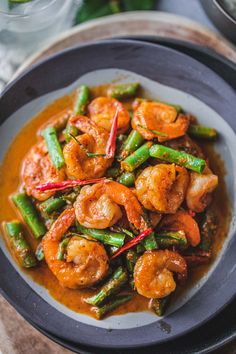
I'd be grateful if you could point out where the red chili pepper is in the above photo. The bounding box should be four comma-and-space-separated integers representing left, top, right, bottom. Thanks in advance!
36, 178, 107, 192
111, 228, 153, 260
105, 107, 119, 158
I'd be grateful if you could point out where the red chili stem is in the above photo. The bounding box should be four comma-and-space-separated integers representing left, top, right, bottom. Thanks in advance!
105, 108, 119, 158
36, 178, 107, 192
111, 228, 153, 259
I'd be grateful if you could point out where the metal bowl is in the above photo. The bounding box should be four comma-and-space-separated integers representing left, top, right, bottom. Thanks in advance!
201, 0, 236, 43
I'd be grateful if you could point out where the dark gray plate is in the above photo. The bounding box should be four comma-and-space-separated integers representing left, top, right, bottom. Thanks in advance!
0, 40, 236, 349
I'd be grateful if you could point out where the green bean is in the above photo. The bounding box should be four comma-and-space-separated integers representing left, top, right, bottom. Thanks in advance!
143, 231, 158, 250
43, 127, 65, 169
108, 82, 140, 100
39, 196, 66, 215
188, 124, 217, 140
64, 85, 90, 142
35, 242, 44, 261
57, 237, 70, 260
120, 130, 144, 159
106, 166, 121, 178
126, 249, 138, 273
136, 243, 145, 254
85, 266, 128, 306
118, 171, 135, 187
150, 296, 170, 316
121, 142, 152, 172
5, 221, 37, 268
76, 223, 125, 248
150, 144, 206, 173
95, 295, 132, 319
155, 231, 187, 248
12, 193, 46, 239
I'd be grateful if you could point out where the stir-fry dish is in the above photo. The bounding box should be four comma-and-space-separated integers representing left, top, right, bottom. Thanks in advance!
1, 81, 229, 319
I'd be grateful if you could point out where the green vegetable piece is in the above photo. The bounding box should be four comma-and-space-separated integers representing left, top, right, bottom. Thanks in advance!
64, 124, 79, 143
57, 237, 71, 260
126, 249, 138, 273
121, 130, 144, 159
188, 124, 217, 140
35, 242, 44, 261
118, 171, 135, 187
95, 295, 132, 319
155, 231, 187, 248
43, 127, 65, 169
106, 166, 121, 178
143, 230, 158, 250
121, 141, 153, 172
150, 296, 170, 316
5, 221, 37, 268
108, 82, 140, 99
76, 223, 125, 247
150, 144, 206, 173
12, 193, 46, 239
39, 197, 66, 215
85, 266, 128, 306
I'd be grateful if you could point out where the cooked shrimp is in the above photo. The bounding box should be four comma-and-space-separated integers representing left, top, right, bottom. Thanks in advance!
134, 250, 187, 298
74, 180, 147, 231
135, 164, 189, 213
22, 142, 66, 201
132, 101, 189, 142
43, 208, 108, 289
88, 97, 130, 134
63, 115, 113, 179
186, 168, 218, 212
159, 210, 200, 246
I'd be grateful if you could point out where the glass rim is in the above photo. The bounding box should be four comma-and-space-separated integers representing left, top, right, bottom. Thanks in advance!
0, 0, 69, 18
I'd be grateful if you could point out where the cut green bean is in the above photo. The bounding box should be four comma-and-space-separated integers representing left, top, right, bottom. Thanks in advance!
95, 295, 132, 319
121, 142, 153, 172
120, 130, 144, 159
141, 211, 158, 251
155, 231, 187, 248
76, 223, 125, 248
150, 144, 206, 173
64, 124, 79, 143
118, 171, 135, 187
108, 82, 140, 100
85, 266, 128, 306
35, 242, 44, 261
12, 193, 46, 239
43, 127, 65, 169
150, 296, 170, 316
188, 124, 217, 140
57, 237, 71, 260
126, 249, 138, 273
5, 221, 37, 268
39, 196, 66, 215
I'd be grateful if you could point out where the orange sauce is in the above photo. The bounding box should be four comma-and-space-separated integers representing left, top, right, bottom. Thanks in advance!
0, 89, 230, 319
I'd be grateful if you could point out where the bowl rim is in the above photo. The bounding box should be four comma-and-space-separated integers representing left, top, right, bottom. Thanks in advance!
214, 0, 236, 24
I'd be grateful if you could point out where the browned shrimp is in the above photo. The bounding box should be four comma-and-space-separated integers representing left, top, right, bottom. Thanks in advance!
88, 97, 130, 134
74, 180, 147, 231
132, 101, 189, 142
134, 250, 187, 298
63, 115, 113, 179
135, 164, 189, 213
43, 208, 109, 289
186, 167, 218, 212
22, 142, 65, 201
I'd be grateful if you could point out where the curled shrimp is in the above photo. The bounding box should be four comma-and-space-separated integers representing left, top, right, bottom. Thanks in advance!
159, 210, 200, 247
22, 142, 66, 201
132, 101, 189, 142
74, 180, 147, 231
43, 208, 109, 289
186, 168, 218, 213
88, 97, 130, 134
134, 250, 187, 298
63, 115, 113, 179
135, 164, 189, 213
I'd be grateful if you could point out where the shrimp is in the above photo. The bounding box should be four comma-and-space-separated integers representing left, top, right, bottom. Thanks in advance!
88, 97, 130, 134
186, 168, 218, 212
63, 115, 113, 179
43, 208, 108, 289
132, 101, 189, 142
159, 210, 200, 246
134, 250, 187, 298
74, 180, 147, 231
135, 164, 189, 213
22, 142, 66, 201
